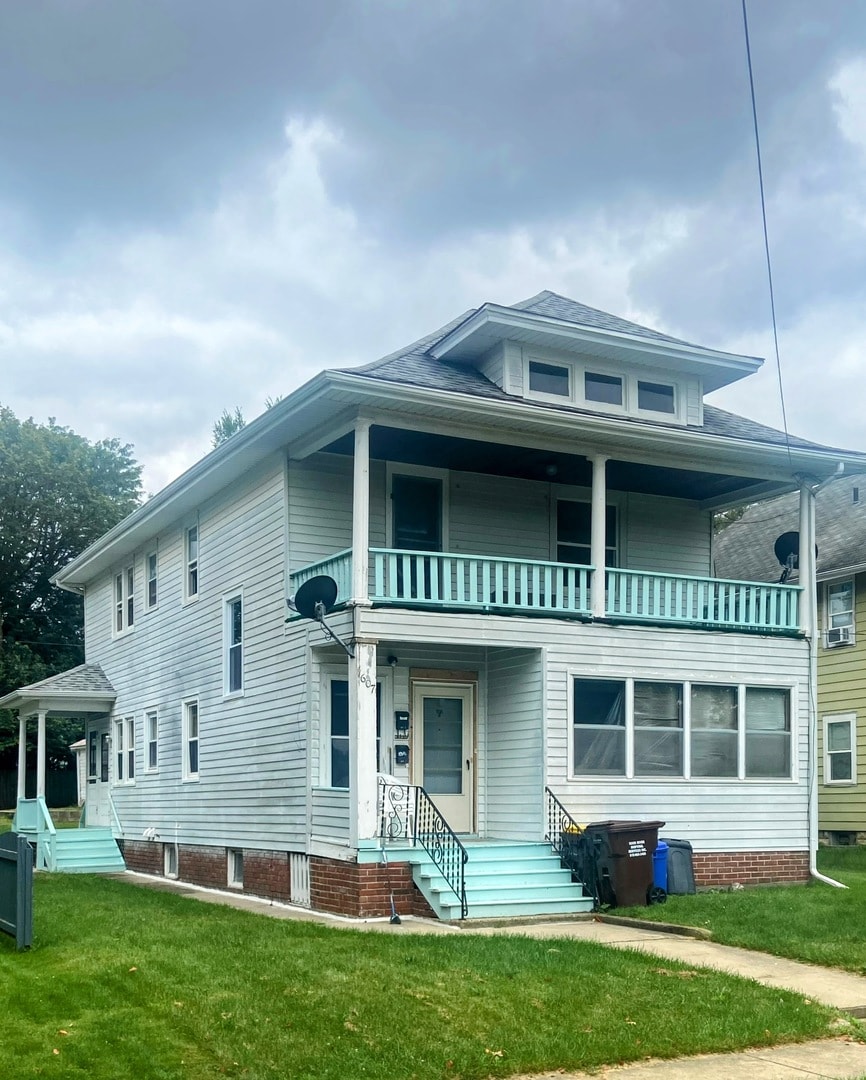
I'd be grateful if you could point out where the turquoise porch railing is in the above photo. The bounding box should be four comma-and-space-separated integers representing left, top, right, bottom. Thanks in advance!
370, 549, 592, 615
289, 551, 800, 632
12, 796, 56, 870
605, 568, 799, 632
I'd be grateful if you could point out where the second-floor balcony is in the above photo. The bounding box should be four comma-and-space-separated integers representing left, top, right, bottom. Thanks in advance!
290, 548, 800, 634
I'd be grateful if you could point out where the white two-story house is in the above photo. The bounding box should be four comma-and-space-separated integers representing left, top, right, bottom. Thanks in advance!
5, 291, 862, 919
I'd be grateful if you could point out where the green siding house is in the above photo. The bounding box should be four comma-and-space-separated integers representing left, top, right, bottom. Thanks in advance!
715, 475, 866, 843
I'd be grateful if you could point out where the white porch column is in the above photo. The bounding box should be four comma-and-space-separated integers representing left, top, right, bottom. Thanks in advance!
349, 638, 379, 846
798, 483, 816, 637
17, 714, 27, 802
36, 709, 47, 799
590, 454, 608, 618
351, 419, 371, 606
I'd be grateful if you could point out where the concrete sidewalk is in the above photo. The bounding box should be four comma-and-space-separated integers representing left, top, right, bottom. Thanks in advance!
114, 873, 866, 1079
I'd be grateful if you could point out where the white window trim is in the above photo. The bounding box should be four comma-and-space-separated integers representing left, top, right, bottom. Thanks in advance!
823, 712, 857, 786
227, 848, 244, 889
182, 698, 200, 782
824, 579, 855, 646
318, 666, 393, 788
183, 520, 200, 604
521, 347, 688, 425
144, 708, 159, 773
568, 672, 796, 783
145, 549, 159, 611
223, 591, 244, 698
113, 716, 135, 785
385, 463, 450, 551
113, 564, 135, 636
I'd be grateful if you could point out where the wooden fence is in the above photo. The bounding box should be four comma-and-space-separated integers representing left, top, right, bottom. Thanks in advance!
0, 770, 78, 811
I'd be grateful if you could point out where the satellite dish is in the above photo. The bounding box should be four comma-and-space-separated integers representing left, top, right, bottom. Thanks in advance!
293, 575, 338, 621
774, 532, 800, 569
773, 531, 818, 584
287, 575, 353, 658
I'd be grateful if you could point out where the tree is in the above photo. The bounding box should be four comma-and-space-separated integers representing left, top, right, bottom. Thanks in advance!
212, 406, 246, 447
0, 406, 142, 769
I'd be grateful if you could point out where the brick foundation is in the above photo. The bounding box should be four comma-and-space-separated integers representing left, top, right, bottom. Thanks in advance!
121, 840, 435, 918
310, 855, 436, 919
693, 850, 809, 888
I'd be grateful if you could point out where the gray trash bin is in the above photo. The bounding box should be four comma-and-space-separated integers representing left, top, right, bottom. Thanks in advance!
661, 837, 695, 895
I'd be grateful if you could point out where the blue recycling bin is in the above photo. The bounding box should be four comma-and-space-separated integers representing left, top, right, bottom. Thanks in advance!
653, 839, 669, 893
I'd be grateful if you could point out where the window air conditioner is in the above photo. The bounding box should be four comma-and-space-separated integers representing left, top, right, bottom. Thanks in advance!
825, 626, 854, 648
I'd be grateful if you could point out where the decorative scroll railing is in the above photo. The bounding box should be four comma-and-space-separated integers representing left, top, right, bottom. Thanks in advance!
544, 786, 599, 910
378, 778, 468, 919
605, 568, 799, 632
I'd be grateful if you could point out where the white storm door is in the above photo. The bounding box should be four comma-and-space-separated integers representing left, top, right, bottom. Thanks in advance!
413, 682, 474, 833
86, 723, 112, 827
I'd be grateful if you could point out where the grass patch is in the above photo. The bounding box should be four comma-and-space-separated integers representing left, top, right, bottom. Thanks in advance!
620, 846, 866, 974
0, 875, 840, 1080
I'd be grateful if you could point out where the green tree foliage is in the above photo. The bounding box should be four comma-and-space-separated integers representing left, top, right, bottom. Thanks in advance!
212, 406, 246, 447
0, 406, 142, 769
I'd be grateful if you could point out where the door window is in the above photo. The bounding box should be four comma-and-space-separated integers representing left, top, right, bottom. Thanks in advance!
422, 696, 464, 795
392, 475, 443, 552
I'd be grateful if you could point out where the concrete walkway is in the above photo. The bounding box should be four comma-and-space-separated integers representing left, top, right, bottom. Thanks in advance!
113, 873, 866, 1079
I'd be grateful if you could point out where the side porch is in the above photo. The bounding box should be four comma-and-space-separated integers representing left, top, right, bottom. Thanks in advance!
0, 664, 126, 874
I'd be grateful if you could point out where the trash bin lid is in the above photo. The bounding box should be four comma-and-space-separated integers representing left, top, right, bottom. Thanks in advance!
586, 820, 665, 832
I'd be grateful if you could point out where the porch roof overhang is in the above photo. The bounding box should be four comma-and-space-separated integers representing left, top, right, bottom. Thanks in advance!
0, 663, 116, 718
53, 367, 866, 588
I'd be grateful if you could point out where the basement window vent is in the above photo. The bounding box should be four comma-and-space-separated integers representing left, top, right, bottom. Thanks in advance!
228, 849, 244, 889
164, 843, 178, 879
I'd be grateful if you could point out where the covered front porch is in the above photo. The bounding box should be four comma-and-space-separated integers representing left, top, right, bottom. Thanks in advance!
0, 664, 125, 873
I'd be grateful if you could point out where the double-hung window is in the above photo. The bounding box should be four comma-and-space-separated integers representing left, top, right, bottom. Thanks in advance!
572, 679, 626, 775
326, 678, 382, 788
744, 688, 791, 778
557, 500, 617, 567
146, 551, 158, 609
225, 595, 244, 695
824, 714, 856, 784
114, 566, 135, 634
183, 700, 200, 780
690, 685, 738, 777
114, 717, 135, 783
633, 682, 683, 776
825, 580, 855, 646
185, 524, 199, 600
145, 709, 159, 772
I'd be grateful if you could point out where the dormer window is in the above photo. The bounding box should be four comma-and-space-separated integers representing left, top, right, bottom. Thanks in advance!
528, 360, 570, 397
637, 381, 675, 414
585, 372, 623, 407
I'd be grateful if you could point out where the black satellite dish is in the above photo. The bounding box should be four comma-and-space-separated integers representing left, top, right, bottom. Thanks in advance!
773, 531, 818, 584
288, 575, 354, 658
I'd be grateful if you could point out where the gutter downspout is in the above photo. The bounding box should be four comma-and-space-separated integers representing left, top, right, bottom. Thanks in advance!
801, 481, 847, 889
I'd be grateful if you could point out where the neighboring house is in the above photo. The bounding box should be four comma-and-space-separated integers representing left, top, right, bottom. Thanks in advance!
4, 290, 865, 918
714, 474, 866, 845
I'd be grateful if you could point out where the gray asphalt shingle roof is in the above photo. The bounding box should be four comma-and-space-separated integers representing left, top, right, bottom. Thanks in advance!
714, 474, 866, 582
342, 291, 835, 452
15, 662, 116, 696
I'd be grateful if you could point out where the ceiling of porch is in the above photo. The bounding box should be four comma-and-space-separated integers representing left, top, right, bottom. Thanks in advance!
323, 425, 787, 505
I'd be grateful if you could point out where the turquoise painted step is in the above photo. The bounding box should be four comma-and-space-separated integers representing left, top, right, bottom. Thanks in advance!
53, 829, 126, 873
408, 841, 593, 920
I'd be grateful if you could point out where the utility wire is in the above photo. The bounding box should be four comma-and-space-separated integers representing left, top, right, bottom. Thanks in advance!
741, 0, 793, 471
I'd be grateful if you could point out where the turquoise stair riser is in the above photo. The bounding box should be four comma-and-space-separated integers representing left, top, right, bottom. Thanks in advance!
52, 830, 125, 874
408, 841, 593, 920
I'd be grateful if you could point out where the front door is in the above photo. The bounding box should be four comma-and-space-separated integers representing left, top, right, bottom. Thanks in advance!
413, 682, 475, 833
86, 721, 112, 827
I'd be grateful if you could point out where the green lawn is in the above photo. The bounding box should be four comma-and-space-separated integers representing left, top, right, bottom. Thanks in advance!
620, 847, 866, 974
0, 875, 842, 1080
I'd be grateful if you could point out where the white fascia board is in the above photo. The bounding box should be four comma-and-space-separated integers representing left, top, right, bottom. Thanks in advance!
328, 371, 866, 481
0, 689, 117, 714
817, 563, 866, 583
428, 304, 763, 390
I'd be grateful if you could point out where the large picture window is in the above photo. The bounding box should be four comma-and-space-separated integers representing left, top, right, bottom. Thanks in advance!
572, 677, 792, 780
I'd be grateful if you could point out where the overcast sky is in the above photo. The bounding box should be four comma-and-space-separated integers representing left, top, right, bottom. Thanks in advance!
3, 1, 866, 493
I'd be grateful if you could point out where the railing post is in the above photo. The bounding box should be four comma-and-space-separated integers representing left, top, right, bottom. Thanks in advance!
349, 638, 379, 846
17, 714, 27, 804
36, 710, 47, 799
590, 454, 608, 618
352, 419, 371, 607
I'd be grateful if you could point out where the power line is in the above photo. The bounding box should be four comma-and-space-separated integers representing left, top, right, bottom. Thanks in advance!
741, 0, 793, 471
